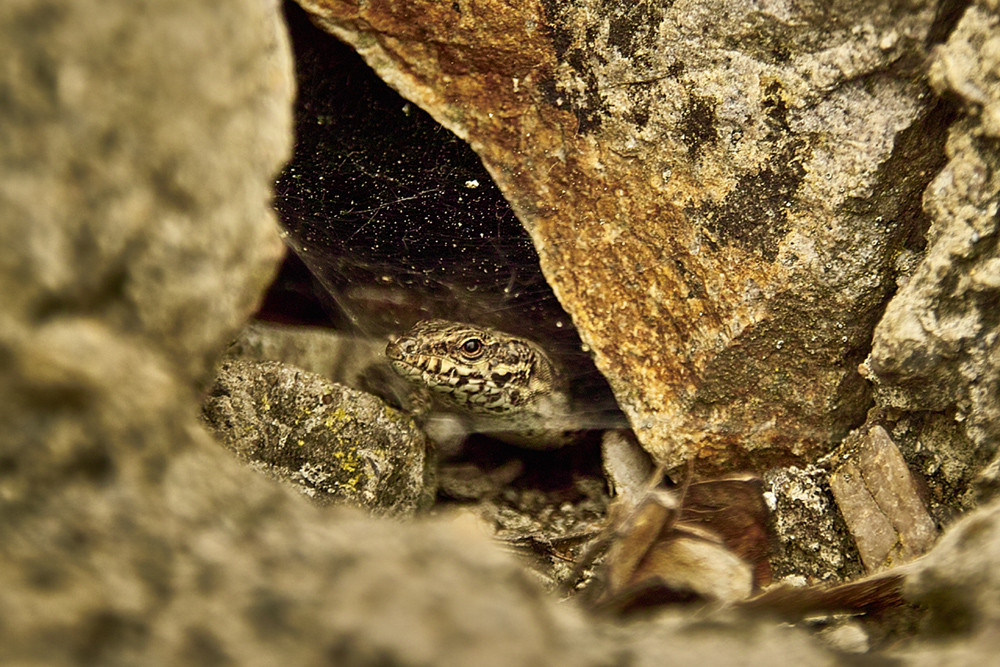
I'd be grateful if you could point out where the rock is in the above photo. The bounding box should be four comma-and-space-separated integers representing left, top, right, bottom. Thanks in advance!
905, 498, 1000, 629
0, 0, 290, 388
203, 358, 431, 514
602, 430, 655, 507
620, 613, 842, 667
896, 498, 1000, 662
816, 620, 870, 654
763, 465, 862, 582
863, 1, 1000, 511
299, 0, 948, 472
0, 0, 605, 663
226, 319, 412, 407
828, 426, 937, 572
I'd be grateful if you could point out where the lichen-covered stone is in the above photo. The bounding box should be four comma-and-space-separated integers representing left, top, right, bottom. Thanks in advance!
763, 465, 862, 583
204, 358, 430, 514
300, 0, 948, 472
863, 2, 1000, 511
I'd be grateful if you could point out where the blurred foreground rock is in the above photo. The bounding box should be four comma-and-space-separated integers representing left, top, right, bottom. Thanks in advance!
0, 0, 600, 663
897, 498, 1000, 664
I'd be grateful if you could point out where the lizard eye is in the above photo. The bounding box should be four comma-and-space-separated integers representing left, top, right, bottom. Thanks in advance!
458, 338, 484, 359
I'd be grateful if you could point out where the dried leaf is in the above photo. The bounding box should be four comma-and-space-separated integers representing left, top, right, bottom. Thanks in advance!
738, 567, 912, 618
681, 475, 773, 586
590, 467, 768, 612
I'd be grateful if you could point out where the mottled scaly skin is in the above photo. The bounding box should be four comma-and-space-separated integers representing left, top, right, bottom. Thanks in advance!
385, 320, 575, 448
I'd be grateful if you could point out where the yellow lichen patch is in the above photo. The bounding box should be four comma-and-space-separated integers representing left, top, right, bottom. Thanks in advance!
324, 407, 353, 431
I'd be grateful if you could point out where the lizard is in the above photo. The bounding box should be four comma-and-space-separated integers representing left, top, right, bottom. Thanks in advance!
384, 319, 581, 448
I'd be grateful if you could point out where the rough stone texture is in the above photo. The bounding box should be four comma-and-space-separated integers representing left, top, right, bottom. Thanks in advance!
763, 465, 862, 583
0, 0, 289, 388
203, 358, 430, 514
299, 0, 948, 472
862, 3, 1000, 520
863, 1, 1000, 512
896, 498, 1000, 663
828, 426, 937, 572
882, 411, 984, 524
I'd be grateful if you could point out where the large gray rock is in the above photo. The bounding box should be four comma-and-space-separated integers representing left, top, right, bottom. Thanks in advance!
301, 0, 947, 472
0, 0, 290, 387
905, 498, 1000, 633
863, 1, 1000, 511
0, 0, 602, 663
895, 498, 1000, 664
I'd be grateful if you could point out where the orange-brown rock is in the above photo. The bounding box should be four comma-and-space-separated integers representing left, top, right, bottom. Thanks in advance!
300, 0, 948, 471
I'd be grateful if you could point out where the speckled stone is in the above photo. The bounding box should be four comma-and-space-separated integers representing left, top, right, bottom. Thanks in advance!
203, 358, 431, 514
863, 2, 1000, 515
763, 465, 862, 583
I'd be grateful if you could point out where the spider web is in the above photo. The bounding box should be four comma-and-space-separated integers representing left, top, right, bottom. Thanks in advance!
273, 2, 622, 423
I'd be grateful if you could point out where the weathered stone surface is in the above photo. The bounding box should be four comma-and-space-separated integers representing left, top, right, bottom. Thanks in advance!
299, 0, 947, 472
863, 1, 1000, 510
0, 0, 289, 388
763, 465, 862, 582
829, 426, 937, 571
0, 1, 603, 663
204, 358, 430, 514
895, 498, 1000, 663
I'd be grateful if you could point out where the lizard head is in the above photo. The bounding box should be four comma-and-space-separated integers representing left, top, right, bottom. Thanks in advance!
385, 319, 560, 415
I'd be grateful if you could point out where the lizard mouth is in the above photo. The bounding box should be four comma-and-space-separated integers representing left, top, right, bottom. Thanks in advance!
384, 339, 404, 361
385, 339, 425, 381
385, 336, 419, 362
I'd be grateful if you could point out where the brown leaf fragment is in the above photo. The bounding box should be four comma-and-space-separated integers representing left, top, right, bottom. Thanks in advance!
604, 496, 677, 594
681, 475, 773, 586
591, 470, 769, 612
738, 569, 910, 619
830, 426, 938, 572
628, 534, 754, 604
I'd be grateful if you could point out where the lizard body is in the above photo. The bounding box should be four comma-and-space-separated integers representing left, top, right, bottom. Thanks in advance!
385, 319, 578, 448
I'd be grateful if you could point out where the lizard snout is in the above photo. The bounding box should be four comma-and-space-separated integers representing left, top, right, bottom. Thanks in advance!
385, 336, 417, 361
